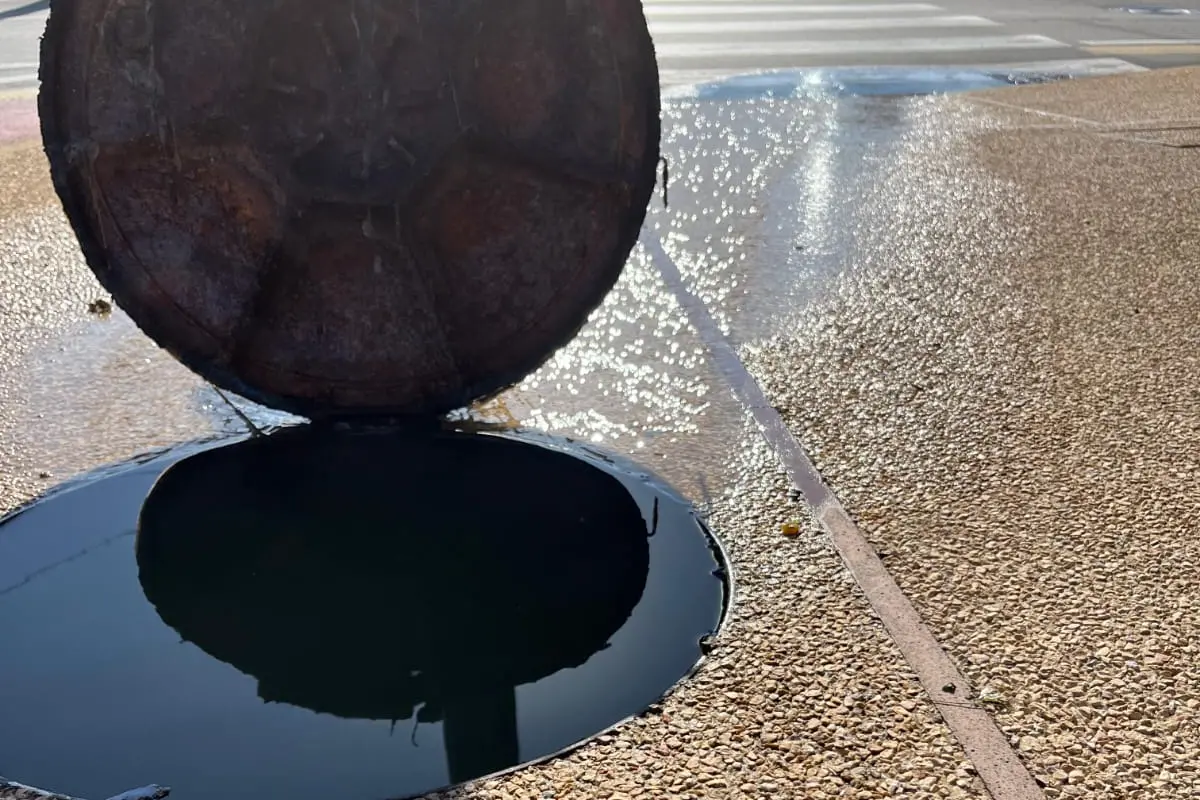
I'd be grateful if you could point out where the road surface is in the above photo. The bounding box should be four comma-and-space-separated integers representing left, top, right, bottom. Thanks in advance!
0, 0, 43, 95
5, 0, 1200, 94
648, 0, 1200, 83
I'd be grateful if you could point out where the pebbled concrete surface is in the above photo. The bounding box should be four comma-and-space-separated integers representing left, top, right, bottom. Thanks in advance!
748, 67, 1200, 798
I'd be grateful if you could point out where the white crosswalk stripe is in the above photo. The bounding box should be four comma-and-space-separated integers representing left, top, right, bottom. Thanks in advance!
0, 65, 38, 88
647, 0, 1145, 86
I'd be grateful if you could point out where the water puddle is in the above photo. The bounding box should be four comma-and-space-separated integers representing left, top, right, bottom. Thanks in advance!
661, 65, 1069, 103
1112, 5, 1194, 15
0, 425, 729, 800
649, 63, 1110, 350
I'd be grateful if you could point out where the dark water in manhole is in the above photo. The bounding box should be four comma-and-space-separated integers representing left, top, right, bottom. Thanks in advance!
0, 426, 729, 800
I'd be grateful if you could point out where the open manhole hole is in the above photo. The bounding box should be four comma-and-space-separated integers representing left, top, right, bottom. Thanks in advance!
0, 426, 729, 800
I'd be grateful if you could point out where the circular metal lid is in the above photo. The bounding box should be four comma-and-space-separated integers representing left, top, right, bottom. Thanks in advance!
40, 0, 660, 417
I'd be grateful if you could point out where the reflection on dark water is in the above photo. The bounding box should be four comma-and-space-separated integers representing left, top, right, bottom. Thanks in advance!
0, 426, 727, 800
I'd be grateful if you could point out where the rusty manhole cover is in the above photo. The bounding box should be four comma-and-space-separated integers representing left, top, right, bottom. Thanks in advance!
39, 0, 661, 418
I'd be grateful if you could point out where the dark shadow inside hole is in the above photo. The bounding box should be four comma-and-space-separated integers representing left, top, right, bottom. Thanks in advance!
134, 425, 652, 789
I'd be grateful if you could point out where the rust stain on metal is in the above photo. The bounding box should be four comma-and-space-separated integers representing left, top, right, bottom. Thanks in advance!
39, 0, 661, 417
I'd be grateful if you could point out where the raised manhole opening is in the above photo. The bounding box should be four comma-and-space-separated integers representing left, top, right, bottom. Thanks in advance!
0, 427, 729, 800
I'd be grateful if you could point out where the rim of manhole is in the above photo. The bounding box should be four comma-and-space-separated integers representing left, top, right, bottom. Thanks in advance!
0, 425, 732, 800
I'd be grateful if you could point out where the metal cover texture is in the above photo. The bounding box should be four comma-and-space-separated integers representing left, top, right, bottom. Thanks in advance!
39, 0, 660, 417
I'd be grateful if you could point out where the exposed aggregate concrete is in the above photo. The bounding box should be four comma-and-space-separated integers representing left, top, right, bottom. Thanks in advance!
747, 72, 1200, 798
